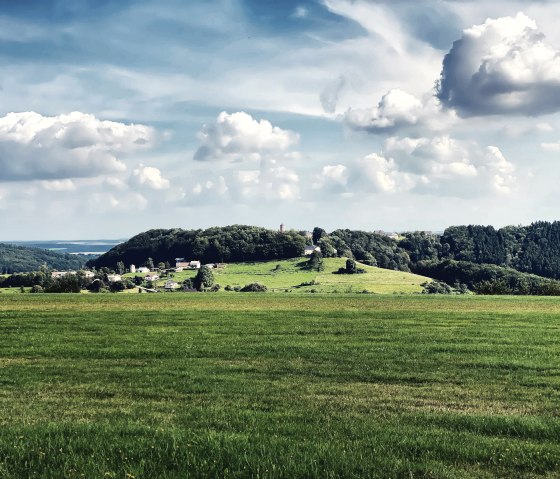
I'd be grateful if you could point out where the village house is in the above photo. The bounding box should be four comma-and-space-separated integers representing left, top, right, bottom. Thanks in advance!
175, 258, 201, 269
175, 258, 190, 269
107, 274, 121, 283
145, 274, 159, 282
137, 267, 150, 273
130, 264, 136, 273
83, 271, 95, 279
51, 271, 77, 278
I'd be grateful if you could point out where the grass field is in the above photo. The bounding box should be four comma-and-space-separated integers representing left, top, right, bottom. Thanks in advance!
1, 294, 560, 478
131, 258, 432, 294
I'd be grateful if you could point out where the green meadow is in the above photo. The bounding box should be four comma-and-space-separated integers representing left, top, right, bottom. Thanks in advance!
134, 258, 432, 294
1, 294, 560, 478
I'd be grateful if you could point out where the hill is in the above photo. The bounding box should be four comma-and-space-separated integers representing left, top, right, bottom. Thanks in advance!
88, 225, 413, 274
0, 243, 87, 274
130, 258, 431, 294
88, 225, 308, 269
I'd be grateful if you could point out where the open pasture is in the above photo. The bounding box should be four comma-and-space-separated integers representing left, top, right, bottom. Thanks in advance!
143, 257, 431, 294
0, 294, 559, 478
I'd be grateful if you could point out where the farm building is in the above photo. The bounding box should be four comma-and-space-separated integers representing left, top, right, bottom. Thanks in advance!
304, 246, 321, 256
51, 271, 77, 278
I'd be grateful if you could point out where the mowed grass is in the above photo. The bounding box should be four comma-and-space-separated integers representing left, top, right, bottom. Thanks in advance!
1, 294, 560, 478
148, 258, 431, 294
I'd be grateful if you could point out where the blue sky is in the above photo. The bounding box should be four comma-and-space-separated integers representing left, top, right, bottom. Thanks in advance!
2, 0, 560, 239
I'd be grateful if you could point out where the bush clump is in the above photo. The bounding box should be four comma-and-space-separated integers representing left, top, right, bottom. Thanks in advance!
240, 282, 268, 292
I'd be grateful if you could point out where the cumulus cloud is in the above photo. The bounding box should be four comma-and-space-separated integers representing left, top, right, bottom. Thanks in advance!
187, 112, 303, 205
183, 162, 301, 206
130, 164, 170, 190
193, 111, 300, 162
0, 111, 156, 182
315, 136, 515, 197
344, 89, 455, 135
438, 12, 560, 116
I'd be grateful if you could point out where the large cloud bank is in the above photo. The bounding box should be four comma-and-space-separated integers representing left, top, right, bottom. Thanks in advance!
0, 111, 155, 181
315, 136, 515, 197
437, 12, 560, 116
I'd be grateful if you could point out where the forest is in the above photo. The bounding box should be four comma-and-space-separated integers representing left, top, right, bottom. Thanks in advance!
5, 221, 560, 295
0, 243, 86, 274
86, 221, 560, 295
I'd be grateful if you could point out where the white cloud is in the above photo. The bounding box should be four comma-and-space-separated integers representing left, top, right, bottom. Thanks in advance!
39, 179, 76, 192
344, 89, 455, 135
316, 136, 516, 197
130, 165, 170, 190
193, 111, 300, 162
104, 177, 128, 191
187, 112, 303, 204
385, 136, 516, 195
438, 12, 560, 116
87, 191, 148, 213
0, 111, 156, 182
541, 141, 560, 152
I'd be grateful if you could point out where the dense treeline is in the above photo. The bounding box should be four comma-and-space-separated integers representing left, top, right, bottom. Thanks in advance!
434, 221, 560, 279
413, 260, 560, 295
89, 225, 414, 273
0, 243, 86, 274
0, 269, 135, 293
329, 230, 410, 271
88, 226, 308, 269
85, 221, 560, 295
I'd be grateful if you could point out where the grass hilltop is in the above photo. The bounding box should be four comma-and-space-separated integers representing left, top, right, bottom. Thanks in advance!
128, 257, 431, 294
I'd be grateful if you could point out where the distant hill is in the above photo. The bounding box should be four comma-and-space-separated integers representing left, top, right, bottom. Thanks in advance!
0, 243, 87, 273
89, 221, 560, 284
87, 225, 308, 269
87, 225, 413, 273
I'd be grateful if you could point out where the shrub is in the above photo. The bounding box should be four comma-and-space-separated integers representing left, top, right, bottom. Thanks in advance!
335, 258, 366, 275
421, 280, 454, 294
193, 266, 214, 291
240, 282, 268, 292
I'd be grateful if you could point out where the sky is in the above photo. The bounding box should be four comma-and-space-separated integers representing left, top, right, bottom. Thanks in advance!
2, 0, 560, 239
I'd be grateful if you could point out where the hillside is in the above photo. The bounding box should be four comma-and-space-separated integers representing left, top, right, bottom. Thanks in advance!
0, 243, 87, 274
88, 225, 413, 274
88, 225, 308, 269
130, 258, 431, 294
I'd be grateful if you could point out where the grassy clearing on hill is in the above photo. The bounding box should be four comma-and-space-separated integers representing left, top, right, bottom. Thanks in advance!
1, 294, 560, 478
138, 258, 431, 294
